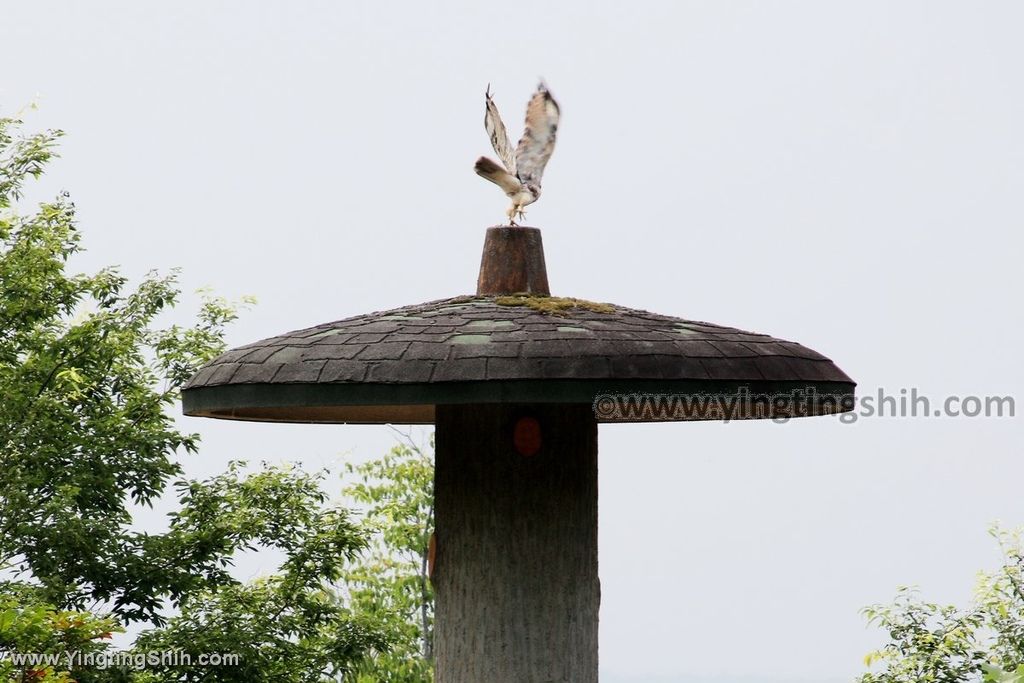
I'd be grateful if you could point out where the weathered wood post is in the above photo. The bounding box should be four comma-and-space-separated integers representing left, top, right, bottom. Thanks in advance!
435, 227, 597, 681
182, 225, 855, 682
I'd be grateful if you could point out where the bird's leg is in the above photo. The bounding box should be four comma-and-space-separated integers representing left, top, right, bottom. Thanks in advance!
506, 203, 519, 226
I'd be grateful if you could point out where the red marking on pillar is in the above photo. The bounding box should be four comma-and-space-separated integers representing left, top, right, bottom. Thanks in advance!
513, 416, 542, 457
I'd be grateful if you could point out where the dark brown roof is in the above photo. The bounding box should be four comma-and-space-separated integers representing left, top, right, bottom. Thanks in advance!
181, 295, 854, 424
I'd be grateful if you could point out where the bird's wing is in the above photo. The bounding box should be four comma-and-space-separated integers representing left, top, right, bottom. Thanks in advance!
514, 83, 560, 187
485, 86, 517, 174
475, 156, 522, 196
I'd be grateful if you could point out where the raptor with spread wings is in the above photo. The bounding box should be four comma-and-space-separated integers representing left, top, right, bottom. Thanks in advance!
474, 82, 560, 225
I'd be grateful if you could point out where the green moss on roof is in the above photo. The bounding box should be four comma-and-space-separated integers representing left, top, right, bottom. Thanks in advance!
494, 294, 616, 316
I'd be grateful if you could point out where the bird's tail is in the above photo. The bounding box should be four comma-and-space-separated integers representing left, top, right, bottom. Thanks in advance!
474, 156, 522, 196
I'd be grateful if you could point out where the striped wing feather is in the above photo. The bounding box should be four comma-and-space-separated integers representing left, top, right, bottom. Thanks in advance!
484, 86, 517, 174
514, 83, 560, 187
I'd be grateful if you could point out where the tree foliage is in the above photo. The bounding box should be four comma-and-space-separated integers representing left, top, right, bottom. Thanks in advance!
0, 116, 249, 623
861, 526, 1024, 683
0, 589, 121, 683
132, 464, 390, 683
340, 435, 435, 682
0, 116, 393, 681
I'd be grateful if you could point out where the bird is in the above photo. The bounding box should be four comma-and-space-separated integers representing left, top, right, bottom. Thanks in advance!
474, 82, 560, 226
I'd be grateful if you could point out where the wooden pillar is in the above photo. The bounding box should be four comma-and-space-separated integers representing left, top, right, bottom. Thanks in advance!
477, 226, 550, 296
433, 403, 599, 683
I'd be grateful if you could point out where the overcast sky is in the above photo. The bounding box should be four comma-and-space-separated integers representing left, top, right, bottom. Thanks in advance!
3, 2, 1023, 681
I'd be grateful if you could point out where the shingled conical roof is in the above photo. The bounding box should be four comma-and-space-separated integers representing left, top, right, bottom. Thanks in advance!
182, 227, 854, 423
